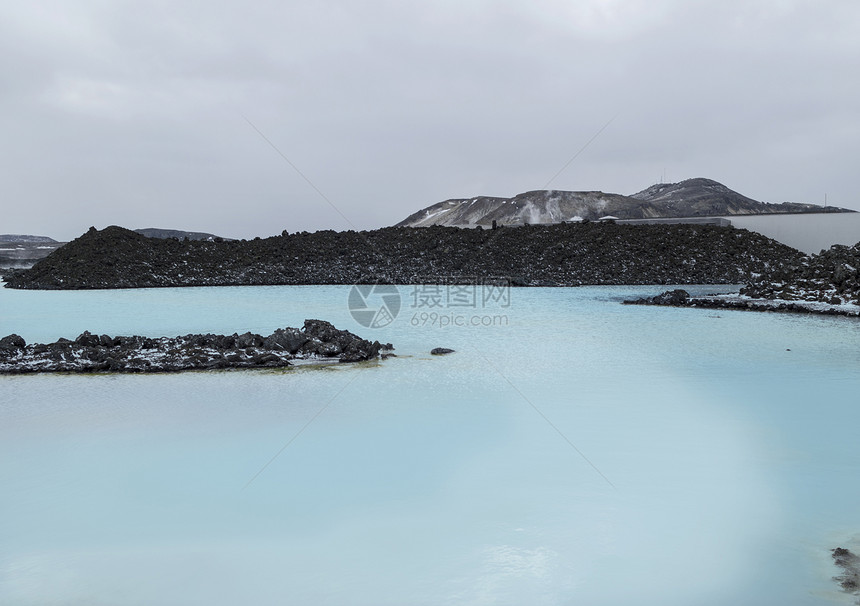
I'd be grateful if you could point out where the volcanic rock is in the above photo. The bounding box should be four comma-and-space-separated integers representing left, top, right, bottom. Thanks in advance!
0, 321, 390, 374
5, 223, 806, 290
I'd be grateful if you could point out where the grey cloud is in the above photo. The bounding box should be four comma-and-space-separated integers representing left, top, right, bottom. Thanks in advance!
1, 0, 858, 240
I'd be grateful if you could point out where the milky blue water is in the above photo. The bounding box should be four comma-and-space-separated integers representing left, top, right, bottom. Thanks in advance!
1, 283, 859, 605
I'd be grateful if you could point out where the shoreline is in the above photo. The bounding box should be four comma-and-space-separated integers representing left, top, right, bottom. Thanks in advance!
1, 277, 751, 291
624, 289, 860, 318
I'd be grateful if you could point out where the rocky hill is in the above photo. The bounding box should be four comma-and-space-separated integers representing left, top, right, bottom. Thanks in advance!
630, 178, 844, 216
396, 178, 851, 227
396, 190, 663, 228
4, 223, 805, 290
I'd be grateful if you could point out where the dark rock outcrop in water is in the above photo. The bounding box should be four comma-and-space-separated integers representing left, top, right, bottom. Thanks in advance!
0, 320, 388, 373
628, 289, 692, 306
4, 223, 804, 290
624, 289, 860, 317
832, 547, 860, 602
624, 240, 860, 317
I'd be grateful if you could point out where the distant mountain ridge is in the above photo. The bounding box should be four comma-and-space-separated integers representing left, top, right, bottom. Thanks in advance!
395, 178, 852, 227
0, 235, 65, 270
0, 234, 57, 243
134, 228, 227, 241
629, 178, 842, 215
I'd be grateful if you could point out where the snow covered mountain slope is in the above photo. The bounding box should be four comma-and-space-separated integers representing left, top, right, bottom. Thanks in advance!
396, 190, 661, 227
396, 178, 851, 227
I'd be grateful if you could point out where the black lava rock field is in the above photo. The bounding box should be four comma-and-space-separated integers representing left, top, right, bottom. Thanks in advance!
740, 241, 860, 305
4, 223, 805, 290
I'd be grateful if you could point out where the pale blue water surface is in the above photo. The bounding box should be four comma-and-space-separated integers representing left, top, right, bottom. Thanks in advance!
1, 283, 859, 605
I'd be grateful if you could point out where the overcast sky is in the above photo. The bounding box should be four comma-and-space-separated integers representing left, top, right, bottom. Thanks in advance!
2, 0, 858, 240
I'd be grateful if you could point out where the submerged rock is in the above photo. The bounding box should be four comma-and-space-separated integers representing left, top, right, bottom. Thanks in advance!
0, 322, 391, 374
430, 347, 455, 355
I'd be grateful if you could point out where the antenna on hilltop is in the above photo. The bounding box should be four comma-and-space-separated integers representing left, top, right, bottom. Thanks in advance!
824, 193, 827, 208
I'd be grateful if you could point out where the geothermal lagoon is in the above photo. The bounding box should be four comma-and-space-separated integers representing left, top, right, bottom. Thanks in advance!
1, 284, 859, 605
